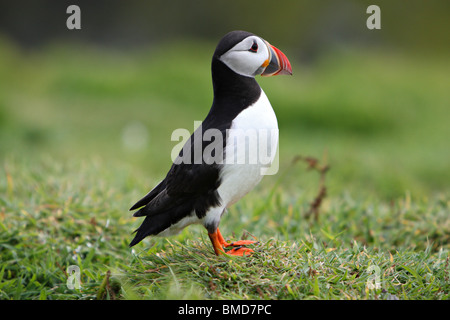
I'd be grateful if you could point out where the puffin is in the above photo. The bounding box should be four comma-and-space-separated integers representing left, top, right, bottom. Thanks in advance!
129, 30, 292, 256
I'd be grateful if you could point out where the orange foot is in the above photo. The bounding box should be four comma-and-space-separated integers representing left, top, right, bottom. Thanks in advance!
226, 246, 254, 256
208, 228, 257, 256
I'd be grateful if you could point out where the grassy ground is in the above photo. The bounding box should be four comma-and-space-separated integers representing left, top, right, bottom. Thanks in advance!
0, 39, 449, 299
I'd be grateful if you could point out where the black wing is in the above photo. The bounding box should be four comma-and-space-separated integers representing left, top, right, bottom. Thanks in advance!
128, 119, 228, 246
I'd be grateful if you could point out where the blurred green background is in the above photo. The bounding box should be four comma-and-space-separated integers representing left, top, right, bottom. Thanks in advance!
1, 0, 449, 200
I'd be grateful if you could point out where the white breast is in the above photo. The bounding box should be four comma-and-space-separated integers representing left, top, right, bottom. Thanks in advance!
217, 89, 279, 207
158, 90, 279, 236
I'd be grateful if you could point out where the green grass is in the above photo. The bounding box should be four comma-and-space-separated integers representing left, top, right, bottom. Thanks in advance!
0, 39, 449, 299
1, 156, 448, 300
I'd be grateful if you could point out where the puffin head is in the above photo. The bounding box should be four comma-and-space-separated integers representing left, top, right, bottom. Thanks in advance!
214, 30, 292, 78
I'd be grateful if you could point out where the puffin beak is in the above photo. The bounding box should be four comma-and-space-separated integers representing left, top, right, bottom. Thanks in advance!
261, 41, 292, 76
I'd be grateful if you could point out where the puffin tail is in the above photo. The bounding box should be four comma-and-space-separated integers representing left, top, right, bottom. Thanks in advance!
129, 202, 195, 247
129, 215, 158, 247
129, 230, 145, 247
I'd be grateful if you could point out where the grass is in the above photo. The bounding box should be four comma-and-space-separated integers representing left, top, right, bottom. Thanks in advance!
125, 238, 449, 300
1, 156, 448, 300
0, 38, 449, 299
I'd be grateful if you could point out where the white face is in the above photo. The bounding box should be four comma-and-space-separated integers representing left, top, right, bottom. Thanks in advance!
219, 36, 270, 78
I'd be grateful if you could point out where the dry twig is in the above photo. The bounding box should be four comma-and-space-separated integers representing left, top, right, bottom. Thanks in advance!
292, 154, 330, 222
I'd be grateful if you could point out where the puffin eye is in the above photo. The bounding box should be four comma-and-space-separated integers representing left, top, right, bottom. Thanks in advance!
249, 41, 258, 52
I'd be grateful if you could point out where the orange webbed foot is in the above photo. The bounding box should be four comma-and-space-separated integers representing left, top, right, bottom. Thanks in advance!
226, 246, 254, 256
208, 228, 257, 257
226, 240, 259, 247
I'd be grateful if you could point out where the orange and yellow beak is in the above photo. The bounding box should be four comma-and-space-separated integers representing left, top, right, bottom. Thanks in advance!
261, 41, 292, 76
